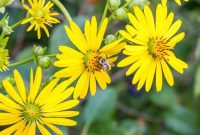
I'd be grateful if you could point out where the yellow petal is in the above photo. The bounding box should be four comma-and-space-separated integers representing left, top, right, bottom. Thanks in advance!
156, 61, 163, 91
145, 60, 156, 91
45, 123, 63, 135
42, 100, 79, 112
132, 55, 152, 84
43, 111, 79, 117
42, 118, 77, 126
0, 93, 21, 110
161, 60, 174, 86
0, 121, 23, 134
2, 80, 24, 105
95, 71, 107, 90
90, 16, 97, 50
14, 70, 27, 103
35, 78, 59, 105
144, 6, 155, 36
74, 70, 88, 99
37, 123, 51, 135
96, 18, 108, 49
90, 73, 96, 96
29, 67, 42, 102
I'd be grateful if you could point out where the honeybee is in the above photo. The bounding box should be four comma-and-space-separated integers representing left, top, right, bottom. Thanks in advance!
99, 57, 115, 72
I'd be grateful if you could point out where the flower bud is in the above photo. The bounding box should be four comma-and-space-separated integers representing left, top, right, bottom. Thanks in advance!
108, 0, 121, 12
32, 45, 47, 56
0, 0, 15, 7
5, 76, 15, 86
0, 15, 9, 28
128, 0, 150, 10
3, 26, 13, 35
105, 35, 116, 44
114, 8, 127, 20
37, 56, 52, 69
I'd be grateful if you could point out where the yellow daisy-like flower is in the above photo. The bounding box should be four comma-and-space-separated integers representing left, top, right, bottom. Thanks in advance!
21, 0, 60, 39
0, 67, 79, 134
54, 16, 125, 99
118, 5, 188, 92
0, 48, 9, 72
162, 0, 189, 6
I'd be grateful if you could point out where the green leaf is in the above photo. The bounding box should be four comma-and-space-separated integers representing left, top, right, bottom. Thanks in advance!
195, 36, 200, 61
149, 84, 178, 108
194, 65, 200, 97
118, 119, 146, 135
164, 105, 198, 135
83, 87, 117, 125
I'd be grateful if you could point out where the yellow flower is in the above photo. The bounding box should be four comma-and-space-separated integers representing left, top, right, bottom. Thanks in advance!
118, 5, 188, 92
54, 16, 125, 99
21, 0, 60, 39
162, 0, 189, 6
0, 67, 79, 134
0, 48, 9, 72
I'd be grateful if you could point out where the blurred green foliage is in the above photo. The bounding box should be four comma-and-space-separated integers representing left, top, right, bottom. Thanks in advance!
1, 0, 200, 134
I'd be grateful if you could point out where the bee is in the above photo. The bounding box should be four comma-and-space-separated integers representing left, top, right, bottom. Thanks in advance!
99, 57, 115, 72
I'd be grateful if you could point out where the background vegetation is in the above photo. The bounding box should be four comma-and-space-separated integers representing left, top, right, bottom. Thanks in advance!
1, 0, 200, 134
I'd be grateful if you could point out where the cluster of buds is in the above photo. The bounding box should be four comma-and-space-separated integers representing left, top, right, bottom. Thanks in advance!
108, 0, 150, 20
32, 45, 53, 69
0, 0, 15, 13
0, 15, 12, 72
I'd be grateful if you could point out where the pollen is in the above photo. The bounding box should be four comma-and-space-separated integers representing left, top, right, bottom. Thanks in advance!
84, 50, 102, 72
148, 36, 171, 60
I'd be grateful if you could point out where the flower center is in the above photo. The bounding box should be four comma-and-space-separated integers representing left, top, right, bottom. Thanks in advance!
148, 36, 171, 60
33, 7, 46, 23
22, 104, 41, 123
84, 50, 103, 72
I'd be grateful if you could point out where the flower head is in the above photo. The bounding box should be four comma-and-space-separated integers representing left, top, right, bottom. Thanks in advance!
0, 67, 79, 134
0, 48, 9, 72
21, 0, 60, 39
54, 16, 125, 99
118, 4, 188, 92
162, 0, 189, 6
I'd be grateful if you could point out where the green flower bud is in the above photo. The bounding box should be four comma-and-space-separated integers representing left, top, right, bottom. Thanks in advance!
37, 56, 52, 69
108, 0, 121, 12
0, 15, 9, 28
114, 8, 127, 20
3, 26, 13, 35
128, 0, 150, 10
32, 45, 47, 57
4, 75, 15, 86
105, 35, 116, 44
0, 7, 5, 14
0, 0, 15, 7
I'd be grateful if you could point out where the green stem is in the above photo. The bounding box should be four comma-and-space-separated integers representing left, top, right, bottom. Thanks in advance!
99, 0, 109, 29
51, 0, 72, 22
11, 19, 24, 29
9, 54, 57, 68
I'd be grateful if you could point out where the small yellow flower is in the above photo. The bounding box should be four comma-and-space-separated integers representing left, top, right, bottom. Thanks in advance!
162, 0, 189, 6
54, 16, 125, 99
21, 0, 60, 39
0, 67, 79, 134
118, 5, 188, 92
0, 48, 9, 72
